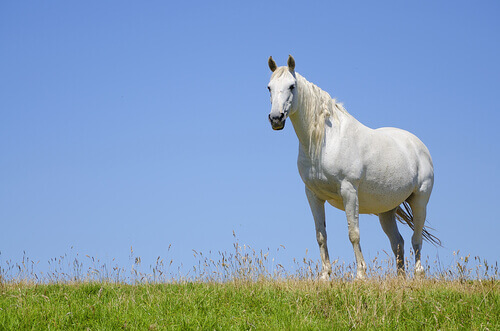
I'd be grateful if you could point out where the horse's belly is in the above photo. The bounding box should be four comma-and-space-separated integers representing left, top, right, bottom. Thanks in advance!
327, 189, 412, 214
300, 169, 415, 214
356, 182, 414, 214
327, 197, 345, 211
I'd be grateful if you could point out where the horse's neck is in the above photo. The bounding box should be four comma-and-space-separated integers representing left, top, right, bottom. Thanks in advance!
289, 108, 314, 156
289, 74, 349, 158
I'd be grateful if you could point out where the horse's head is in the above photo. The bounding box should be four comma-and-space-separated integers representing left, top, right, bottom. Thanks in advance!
267, 55, 298, 130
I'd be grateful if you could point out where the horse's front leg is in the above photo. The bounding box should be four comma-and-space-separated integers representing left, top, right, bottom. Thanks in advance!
341, 181, 367, 279
305, 187, 331, 280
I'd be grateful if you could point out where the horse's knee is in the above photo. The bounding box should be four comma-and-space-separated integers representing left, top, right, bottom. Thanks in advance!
348, 228, 360, 245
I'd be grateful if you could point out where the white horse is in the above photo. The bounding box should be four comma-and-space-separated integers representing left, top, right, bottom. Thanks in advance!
267, 55, 439, 280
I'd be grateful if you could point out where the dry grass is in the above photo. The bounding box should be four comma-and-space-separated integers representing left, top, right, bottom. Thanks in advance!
1, 235, 498, 284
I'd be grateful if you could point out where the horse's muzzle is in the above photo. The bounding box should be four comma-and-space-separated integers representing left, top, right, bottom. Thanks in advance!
269, 113, 286, 130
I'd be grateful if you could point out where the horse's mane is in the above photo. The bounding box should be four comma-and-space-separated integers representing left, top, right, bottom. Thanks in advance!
295, 72, 350, 158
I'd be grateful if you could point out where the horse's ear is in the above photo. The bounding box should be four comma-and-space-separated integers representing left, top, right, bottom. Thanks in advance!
287, 55, 295, 71
268, 56, 277, 72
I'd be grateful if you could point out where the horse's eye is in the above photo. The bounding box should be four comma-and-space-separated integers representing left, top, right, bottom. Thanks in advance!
290, 85, 295, 90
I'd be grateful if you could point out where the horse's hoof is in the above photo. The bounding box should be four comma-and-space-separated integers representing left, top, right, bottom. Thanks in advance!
355, 272, 367, 280
414, 267, 425, 279
319, 272, 331, 281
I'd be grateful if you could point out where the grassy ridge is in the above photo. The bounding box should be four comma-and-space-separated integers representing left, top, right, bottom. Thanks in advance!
1, 279, 498, 330
1, 245, 499, 329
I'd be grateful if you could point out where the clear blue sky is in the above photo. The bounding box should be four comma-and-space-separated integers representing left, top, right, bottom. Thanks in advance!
1, 1, 499, 279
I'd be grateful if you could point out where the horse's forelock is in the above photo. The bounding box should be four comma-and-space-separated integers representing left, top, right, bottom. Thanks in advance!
270, 66, 294, 80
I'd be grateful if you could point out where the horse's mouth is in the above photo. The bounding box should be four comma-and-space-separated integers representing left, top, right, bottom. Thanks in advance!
271, 123, 285, 130
271, 119, 286, 130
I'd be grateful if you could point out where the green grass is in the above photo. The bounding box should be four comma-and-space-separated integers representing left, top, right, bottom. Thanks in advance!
1, 243, 499, 330
1, 279, 498, 330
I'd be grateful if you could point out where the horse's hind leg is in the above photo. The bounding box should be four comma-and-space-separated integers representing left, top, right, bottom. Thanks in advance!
379, 208, 405, 276
407, 194, 429, 278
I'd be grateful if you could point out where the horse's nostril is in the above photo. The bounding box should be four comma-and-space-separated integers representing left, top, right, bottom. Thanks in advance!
269, 113, 286, 123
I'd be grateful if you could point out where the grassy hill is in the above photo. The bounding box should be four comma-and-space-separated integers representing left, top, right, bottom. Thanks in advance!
1, 278, 499, 330
1, 245, 498, 329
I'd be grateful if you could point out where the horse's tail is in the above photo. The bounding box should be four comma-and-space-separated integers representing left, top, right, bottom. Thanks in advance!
395, 201, 442, 247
